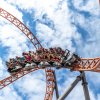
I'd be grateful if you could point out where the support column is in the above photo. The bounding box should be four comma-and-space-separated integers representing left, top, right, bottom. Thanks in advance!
81, 72, 90, 100
53, 71, 59, 99
58, 73, 82, 100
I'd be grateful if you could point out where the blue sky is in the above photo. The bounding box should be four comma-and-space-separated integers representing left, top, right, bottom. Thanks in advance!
0, 0, 100, 100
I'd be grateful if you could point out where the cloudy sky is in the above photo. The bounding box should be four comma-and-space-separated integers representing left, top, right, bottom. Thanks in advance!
0, 0, 100, 100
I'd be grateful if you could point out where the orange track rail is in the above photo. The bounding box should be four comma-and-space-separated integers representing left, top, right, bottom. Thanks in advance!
45, 68, 55, 100
0, 67, 40, 89
0, 3, 100, 99
0, 66, 55, 100
0, 7, 55, 100
0, 8, 42, 50
72, 57, 100, 72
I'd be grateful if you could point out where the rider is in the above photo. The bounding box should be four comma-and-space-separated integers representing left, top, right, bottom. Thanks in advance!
6, 61, 13, 73
56, 47, 62, 54
61, 49, 80, 67
7, 58, 22, 73
29, 51, 37, 67
22, 52, 32, 63
16, 56, 26, 68
22, 52, 33, 68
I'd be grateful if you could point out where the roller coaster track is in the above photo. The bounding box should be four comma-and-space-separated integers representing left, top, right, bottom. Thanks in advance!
0, 5, 100, 100
72, 57, 100, 72
0, 7, 55, 100
0, 66, 41, 89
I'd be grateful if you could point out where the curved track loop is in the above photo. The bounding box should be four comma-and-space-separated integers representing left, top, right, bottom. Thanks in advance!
0, 7, 55, 100
0, 7, 42, 50
0, 66, 41, 89
0, 67, 55, 100
73, 57, 100, 72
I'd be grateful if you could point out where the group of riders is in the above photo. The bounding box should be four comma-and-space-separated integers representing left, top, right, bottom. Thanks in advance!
6, 47, 81, 74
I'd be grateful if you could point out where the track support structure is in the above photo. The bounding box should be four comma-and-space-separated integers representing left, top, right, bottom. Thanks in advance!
81, 72, 90, 100
58, 71, 90, 100
53, 71, 59, 99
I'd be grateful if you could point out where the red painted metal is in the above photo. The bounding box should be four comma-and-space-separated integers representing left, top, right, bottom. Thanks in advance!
44, 68, 55, 100
0, 7, 55, 100
0, 7, 42, 50
0, 5, 100, 100
72, 57, 100, 72
0, 66, 40, 89
0, 66, 55, 100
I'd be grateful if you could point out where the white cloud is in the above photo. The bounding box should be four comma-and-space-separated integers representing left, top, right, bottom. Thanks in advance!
0, 87, 22, 100
97, 94, 100, 100
6, 0, 79, 51
0, 20, 29, 58
71, 5, 100, 57
0, 0, 100, 100
12, 71, 46, 100
0, 58, 8, 79
0, 1, 30, 58
73, 0, 100, 16
0, 0, 31, 100
0, 0, 23, 21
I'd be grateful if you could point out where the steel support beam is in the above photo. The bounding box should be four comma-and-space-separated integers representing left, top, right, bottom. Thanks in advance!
81, 72, 90, 100
53, 71, 59, 99
58, 73, 83, 100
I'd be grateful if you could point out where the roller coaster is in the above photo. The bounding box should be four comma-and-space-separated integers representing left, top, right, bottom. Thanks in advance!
0, 4, 100, 100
